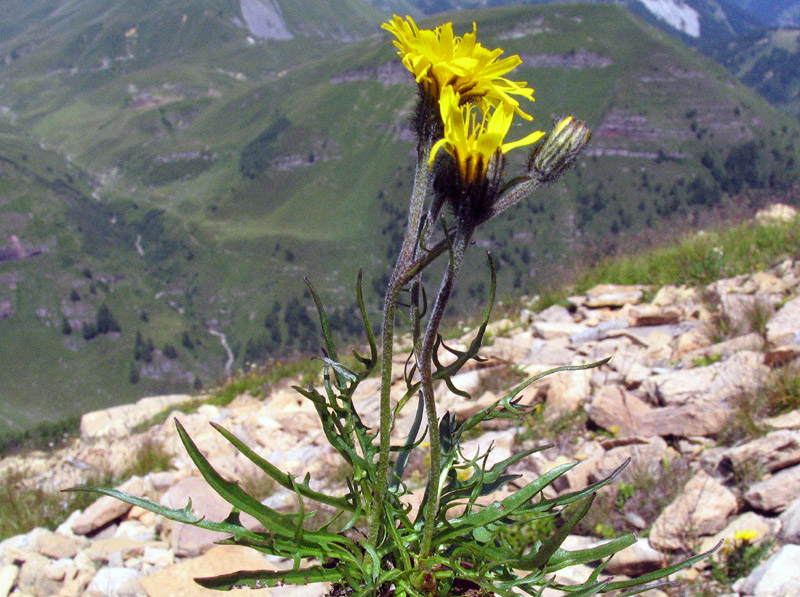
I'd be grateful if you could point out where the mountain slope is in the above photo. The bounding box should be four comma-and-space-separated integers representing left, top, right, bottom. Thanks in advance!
0, 1, 798, 435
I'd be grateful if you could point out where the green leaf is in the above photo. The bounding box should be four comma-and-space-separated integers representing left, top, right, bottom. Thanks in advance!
520, 494, 595, 571
195, 564, 341, 590
604, 541, 722, 592
433, 462, 577, 547
210, 421, 355, 512
545, 534, 637, 571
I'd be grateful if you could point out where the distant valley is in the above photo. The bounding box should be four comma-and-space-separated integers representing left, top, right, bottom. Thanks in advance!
0, 0, 798, 437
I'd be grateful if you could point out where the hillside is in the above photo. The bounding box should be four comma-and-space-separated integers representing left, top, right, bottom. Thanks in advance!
0, 1, 799, 436
703, 26, 800, 118
2, 207, 800, 595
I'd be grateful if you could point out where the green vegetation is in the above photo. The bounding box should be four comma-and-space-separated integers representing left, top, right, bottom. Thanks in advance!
1, 2, 799, 435
718, 363, 800, 447
0, 431, 172, 541
560, 214, 800, 302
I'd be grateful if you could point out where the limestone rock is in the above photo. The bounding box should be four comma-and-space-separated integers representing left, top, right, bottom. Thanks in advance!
778, 496, 800, 543
766, 295, 800, 347
639, 351, 767, 406
35, 531, 84, 559
735, 544, 800, 597
698, 511, 779, 555
628, 305, 681, 327
755, 202, 798, 223
719, 430, 800, 474
80, 394, 193, 439
71, 497, 133, 537
139, 546, 283, 597
589, 385, 728, 438
745, 464, 800, 513
763, 410, 800, 430
605, 537, 666, 576
85, 567, 142, 597
160, 477, 236, 556
0, 565, 18, 597
649, 470, 738, 551
585, 284, 643, 308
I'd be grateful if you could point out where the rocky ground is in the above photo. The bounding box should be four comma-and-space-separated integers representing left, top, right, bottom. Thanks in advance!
3, 224, 800, 596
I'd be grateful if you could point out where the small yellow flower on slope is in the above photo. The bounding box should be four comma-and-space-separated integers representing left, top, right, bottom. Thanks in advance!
734, 529, 759, 543
382, 15, 535, 118
430, 86, 544, 186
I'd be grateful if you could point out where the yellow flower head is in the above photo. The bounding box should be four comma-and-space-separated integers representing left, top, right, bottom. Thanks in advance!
734, 529, 759, 543
429, 86, 544, 186
382, 15, 535, 119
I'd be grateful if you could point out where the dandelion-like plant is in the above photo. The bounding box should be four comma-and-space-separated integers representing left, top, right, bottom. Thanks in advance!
70, 15, 713, 596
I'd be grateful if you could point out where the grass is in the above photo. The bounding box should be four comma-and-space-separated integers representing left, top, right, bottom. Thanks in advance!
0, 467, 114, 540
569, 215, 800, 298
573, 456, 692, 539
717, 362, 800, 447
0, 430, 175, 541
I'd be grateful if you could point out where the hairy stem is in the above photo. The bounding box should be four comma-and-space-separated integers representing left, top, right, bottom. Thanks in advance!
418, 225, 472, 557
369, 140, 432, 546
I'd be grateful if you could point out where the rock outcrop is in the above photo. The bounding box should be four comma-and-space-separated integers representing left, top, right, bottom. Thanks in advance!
3, 251, 800, 596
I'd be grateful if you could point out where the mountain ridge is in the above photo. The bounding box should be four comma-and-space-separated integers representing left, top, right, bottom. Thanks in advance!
0, 1, 798, 435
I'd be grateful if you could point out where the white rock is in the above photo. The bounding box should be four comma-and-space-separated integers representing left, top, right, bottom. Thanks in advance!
735, 544, 800, 597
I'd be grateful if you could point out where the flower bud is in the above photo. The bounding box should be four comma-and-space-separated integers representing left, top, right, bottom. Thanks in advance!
529, 116, 591, 183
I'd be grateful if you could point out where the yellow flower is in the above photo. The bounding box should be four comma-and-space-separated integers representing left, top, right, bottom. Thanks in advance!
382, 15, 535, 118
734, 529, 759, 543
429, 86, 544, 185
456, 467, 472, 483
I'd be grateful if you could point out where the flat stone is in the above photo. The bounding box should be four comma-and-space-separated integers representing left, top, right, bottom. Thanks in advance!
778, 496, 800, 543
649, 470, 738, 551
755, 202, 798, 223
85, 567, 141, 597
652, 284, 701, 307
35, 531, 83, 559
532, 320, 587, 340
0, 565, 18, 597
745, 463, 800, 513
605, 537, 666, 576
639, 351, 767, 406
698, 511, 779, 555
80, 394, 193, 439
160, 476, 249, 556
585, 284, 643, 308
628, 305, 681, 326
70, 477, 147, 536
139, 546, 282, 597
589, 385, 728, 438
735, 544, 800, 597
766, 295, 800, 347
763, 410, 800, 430
719, 430, 800, 474
589, 437, 668, 482
681, 332, 765, 366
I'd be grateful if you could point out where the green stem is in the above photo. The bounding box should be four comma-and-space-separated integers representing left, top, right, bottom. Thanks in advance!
418, 225, 472, 557
368, 139, 432, 546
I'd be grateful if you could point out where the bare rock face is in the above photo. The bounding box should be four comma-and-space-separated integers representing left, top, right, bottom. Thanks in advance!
588, 385, 729, 438
584, 284, 643, 307
745, 464, 800, 513
719, 430, 800, 474
649, 470, 738, 551
4, 253, 800, 595
766, 294, 800, 347
605, 537, 666, 576
79, 395, 192, 439
735, 544, 800, 597
71, 483, 139, 536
